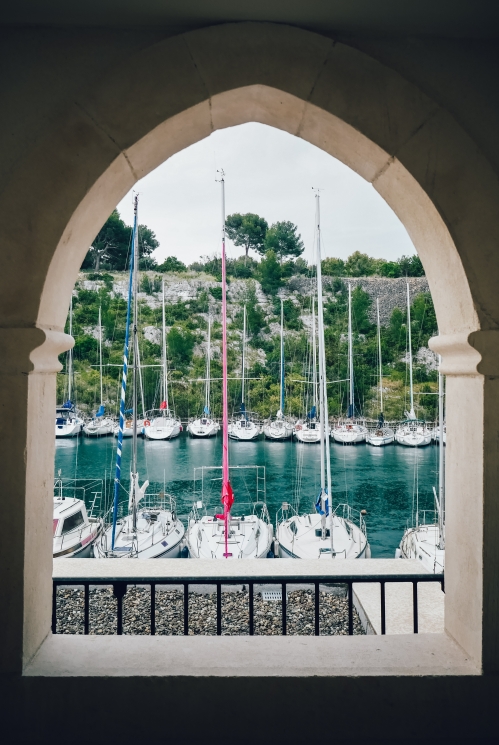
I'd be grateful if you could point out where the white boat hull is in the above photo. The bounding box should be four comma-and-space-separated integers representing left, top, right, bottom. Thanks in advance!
113, 420, 144, 438
55, 419, 82, 438
395, 425, 432, 447
83, 418, 115, 437
396, 524, 445, 573
144, 418, 182, 440
293, 422, 330, 443
263, 421, 294, 440
366, 428, 394, 447
276, 512, 369, 560
228, 421, 261, 441
53, 497, 103, 558
332, 424, 368, 444
187, 418, 219, 438
187, 514, 272, 559
94, 509, 185, 559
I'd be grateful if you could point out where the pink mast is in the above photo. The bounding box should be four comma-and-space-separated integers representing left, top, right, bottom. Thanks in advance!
218, 170, 233, 557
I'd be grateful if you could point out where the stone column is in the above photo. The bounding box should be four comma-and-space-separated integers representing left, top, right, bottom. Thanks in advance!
431, 332, 499, 672
0, 326, 72, 674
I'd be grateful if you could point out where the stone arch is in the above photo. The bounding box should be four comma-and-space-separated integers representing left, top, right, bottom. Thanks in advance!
3, 22, 499, 672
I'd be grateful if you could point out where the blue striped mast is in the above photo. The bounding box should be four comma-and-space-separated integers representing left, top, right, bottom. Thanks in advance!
111, 195, 138, 549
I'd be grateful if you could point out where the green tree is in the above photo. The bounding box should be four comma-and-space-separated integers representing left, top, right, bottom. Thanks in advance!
258, 250, 283, 294
158, 256, 187, 272
225, 213, 268, 261
264, 221, 304, 262
344, 251, 381, 277
398, 254, 425, 277
167, 326, 196, 366
82, 210, 159, 271
322, 257, 345, 276
82, 209, 131, 271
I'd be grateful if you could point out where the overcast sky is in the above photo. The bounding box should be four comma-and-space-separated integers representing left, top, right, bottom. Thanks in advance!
117, 122, 415, 266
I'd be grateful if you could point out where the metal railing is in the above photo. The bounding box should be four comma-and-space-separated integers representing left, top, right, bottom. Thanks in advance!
52, 570, 444, 637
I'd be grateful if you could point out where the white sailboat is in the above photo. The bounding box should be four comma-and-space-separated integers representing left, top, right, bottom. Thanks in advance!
187, 318, 220, 438
294, 298, 328, 443
143, 279, 182, 441
263, 299, 294, 441
55, 298, 84, 438
332, 283, 368, 444
277, 193, 370, 559
396, 358, 445, 573
187, 171, 272, 559
94, 196, 185, 559
395, 283, 432, 447
228, 304, 261, 441
53, 476, 103, 557
366, 298, 394, 446
83, 306, 115, 436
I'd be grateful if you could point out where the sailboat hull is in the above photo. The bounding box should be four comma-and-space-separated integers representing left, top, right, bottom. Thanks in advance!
395, 424, 432, 447
55, 419, 83, 438
144, 418, 182, 440
83, 418, 115, 437
366, 428, 394, 446
276, 513, 369, 560
397, 524, 444, 573
228, 421, 261, 441
263, 421, 294, 440
94, 510, 185, 559
332, 424, 367, 444
187, 514, 272, 559
187, 418, 219, 438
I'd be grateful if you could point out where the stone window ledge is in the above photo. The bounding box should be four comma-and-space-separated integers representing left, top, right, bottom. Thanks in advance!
25, 633, 478, 679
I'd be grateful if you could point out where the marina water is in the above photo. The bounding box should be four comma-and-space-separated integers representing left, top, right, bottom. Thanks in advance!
55, 436, 441, 558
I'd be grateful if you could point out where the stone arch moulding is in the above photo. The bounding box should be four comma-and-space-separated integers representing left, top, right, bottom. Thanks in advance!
24, 21, 499, 362
5, 21, 499, 675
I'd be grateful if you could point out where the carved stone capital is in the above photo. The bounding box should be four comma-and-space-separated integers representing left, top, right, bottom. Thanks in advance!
0, 327, 73, 376
430, 330, 499, 377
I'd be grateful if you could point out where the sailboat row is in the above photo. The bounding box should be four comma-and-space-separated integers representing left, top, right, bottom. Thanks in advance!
56, 262, 436, 447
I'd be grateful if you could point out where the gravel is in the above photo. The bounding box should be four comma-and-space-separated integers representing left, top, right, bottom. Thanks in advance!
55, 586, 365, 636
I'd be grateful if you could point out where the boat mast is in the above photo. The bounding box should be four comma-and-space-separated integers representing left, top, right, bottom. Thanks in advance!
406, 283, 416, 419
315, 193, 333, 550
131, 195, 140, 535
348, 283, 354, 418
98, 305, 103, 408
241, 304, 246, 410
111, 195, 137, 549
136, 342, 145, 419
205, 318, 211, 415
438, 356, 445, 549
219, 171, 233, 557
279, 298, 285, 416
312, 297, 317, 413
377, 298, 383, 421
162, 279, 168, 411
68, 297, 73, 402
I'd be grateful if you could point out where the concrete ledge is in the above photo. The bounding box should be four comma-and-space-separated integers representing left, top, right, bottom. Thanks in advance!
25, 633, 477, 678
53, 557, 433, 580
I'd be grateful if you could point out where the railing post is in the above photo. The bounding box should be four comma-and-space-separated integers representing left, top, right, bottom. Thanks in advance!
183, 583, 189, 635
216, 583, 222, 636
84, 583, 89, 635
380, 581, 386, 635
150, 582, 156, 636
314, 582, 320, 636
347, 582, 353, 635
282, 583, 287, 636
249, 583, 254, 636
413, 581, 419, 634
52, 582, 58, 634
113, 582, 128, 635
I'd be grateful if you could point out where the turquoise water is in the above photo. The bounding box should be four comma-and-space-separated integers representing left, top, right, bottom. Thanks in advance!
55, 435, 441, 558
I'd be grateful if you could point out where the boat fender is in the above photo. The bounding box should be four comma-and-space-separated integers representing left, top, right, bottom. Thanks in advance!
295, 424, 302, 431
144, 420, 151, 427
394, 548, 401, 559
